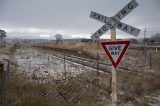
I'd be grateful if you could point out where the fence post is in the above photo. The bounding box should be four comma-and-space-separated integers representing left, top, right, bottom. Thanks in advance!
149, 53, 152, 69
64, 53, 67, 82
48, 56, 50, 68
0, 60, 9, 106
0, 63, 3, 105
156, 48, 157, 52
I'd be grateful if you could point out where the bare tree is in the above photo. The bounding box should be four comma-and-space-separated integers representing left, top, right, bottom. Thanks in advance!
152, 33, 160, 42
55, 34, 63, 44
0, 29, 7, 39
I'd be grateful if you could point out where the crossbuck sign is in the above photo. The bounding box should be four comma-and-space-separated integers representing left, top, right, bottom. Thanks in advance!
90, 0, 140, 41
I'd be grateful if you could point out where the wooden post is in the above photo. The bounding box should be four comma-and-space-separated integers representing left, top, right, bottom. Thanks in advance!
48, 56, 50, 68
64, 53, 67, 82
0, 63, 4, 105
149, 53, 152, 69
0, 60, 9, 106
0, 63, 6, 106
97, 39, 100, 76
156, 48, 158, 52
111, 27, 117, 106
97, 51, 100, 76
0, 63, 3, 74
143, 28, 146, 54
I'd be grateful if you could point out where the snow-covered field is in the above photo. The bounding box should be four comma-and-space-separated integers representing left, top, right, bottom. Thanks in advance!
6, 47, 96, 82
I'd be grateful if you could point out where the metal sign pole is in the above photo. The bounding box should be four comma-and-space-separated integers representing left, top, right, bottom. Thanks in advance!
111, 27, 117, 106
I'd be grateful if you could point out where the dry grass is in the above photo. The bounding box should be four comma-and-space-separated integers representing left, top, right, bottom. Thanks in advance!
117, 71, 160, 105
151, 53, 160, 71
2, 43, 160, 106
6, 64, 111, 106
37, 42, 100, 50
7, 66, 160, 106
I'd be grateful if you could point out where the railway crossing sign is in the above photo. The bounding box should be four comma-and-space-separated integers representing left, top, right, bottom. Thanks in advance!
90, 0, 139, 41
90, 11, 140, 37
101, 41, 131, 68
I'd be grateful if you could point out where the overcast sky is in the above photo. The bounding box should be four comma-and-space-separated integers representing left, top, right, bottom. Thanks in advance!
0, 0, 160, 39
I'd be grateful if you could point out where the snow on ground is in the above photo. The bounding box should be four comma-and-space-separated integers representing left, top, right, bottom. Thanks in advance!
12, 47, 96, 82
153, 95, 160, 106
0, 48, 10, 61
150, 94, 160, 106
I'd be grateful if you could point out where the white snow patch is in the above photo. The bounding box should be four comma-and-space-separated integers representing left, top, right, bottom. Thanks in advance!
13, 48, 96, 82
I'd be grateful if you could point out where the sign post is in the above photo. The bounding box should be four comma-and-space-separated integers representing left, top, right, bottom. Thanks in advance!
111, 27, 117, 106
101, 32, 131, 106
89, 0, 140, 105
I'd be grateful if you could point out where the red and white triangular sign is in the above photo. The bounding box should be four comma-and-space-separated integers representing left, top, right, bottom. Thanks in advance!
101, 40, 131, 68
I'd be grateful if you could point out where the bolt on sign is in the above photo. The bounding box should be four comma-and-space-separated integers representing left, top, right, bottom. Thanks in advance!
90, 0, 140, 41
101, 41, 131, 68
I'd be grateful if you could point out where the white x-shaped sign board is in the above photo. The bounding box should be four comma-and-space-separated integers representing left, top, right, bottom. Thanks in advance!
90, 0, 139, 41
90, 11, 140, 37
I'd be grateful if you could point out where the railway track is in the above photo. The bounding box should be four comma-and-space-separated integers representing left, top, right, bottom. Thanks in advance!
34, 46, 132, 73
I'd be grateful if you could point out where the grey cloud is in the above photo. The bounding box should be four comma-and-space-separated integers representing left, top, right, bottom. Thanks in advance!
0, 0, 160, 39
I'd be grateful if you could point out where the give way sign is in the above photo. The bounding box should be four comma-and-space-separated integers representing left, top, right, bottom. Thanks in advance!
101, 41, 131, 68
